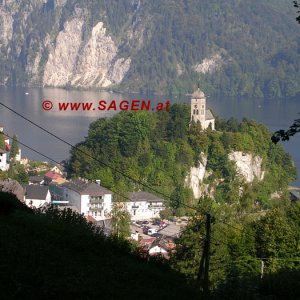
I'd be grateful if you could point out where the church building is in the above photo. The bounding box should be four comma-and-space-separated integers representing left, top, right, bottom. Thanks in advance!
190, 87, 215, 130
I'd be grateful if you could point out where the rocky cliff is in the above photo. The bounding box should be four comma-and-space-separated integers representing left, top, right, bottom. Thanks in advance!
186, 151, 264, 199
43, 19, 131, 88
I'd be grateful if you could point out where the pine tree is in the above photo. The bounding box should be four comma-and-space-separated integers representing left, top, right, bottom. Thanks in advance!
10, 134, 19, 160
0, 133, 5, 151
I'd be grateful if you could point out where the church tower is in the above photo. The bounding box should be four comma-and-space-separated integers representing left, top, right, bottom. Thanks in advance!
190, 87, 215, 130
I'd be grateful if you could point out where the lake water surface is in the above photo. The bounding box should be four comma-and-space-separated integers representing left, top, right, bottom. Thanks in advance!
0, 87, 299, 186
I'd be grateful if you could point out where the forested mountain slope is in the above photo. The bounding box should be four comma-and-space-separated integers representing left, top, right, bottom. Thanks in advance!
0, 0, 299, 97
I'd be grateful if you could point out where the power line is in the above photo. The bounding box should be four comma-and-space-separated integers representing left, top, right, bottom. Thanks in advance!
3, 133, 133, 202
0, 101, 201, 213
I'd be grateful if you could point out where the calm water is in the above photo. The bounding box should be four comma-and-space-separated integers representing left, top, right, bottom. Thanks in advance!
0, 87, 299, 186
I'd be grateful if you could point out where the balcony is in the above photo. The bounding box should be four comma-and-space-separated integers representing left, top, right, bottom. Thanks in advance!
89, 198, 103, 204
89, 206, 103, 211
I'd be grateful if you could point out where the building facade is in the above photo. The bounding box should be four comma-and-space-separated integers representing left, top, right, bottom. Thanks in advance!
190, 87, 215, 130
62, 179, 112, 221
123, 192, 165, 220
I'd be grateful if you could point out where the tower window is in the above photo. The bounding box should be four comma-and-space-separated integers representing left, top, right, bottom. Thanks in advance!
193, 109, 195, 115
196, 109, 199, 115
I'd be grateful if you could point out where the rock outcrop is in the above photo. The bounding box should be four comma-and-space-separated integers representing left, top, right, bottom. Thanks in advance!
185, 156, 207, 199
187, 151, 264, 199
43, 20, 131, 88
228, 151, 264, 183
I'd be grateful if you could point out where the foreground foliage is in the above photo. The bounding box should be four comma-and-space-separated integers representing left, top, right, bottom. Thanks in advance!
0, 192, 199, 300
171, 197, 300, 299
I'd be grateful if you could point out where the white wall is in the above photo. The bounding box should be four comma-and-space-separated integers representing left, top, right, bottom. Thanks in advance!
25, 190, 51, 208
63, 187, 112, 221
203, 119, 215, 130
0, 152, 8, 171
123, 201, 164, 220
149, 246, 167, 255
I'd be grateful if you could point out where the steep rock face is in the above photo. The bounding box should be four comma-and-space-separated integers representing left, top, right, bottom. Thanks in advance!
185, 156, 207, 199
193, 52, 230, 74
0, 7, 13, 47
43, 18, 85, 87
228, 151, 264, 183
187, 151, 264, 199
43, 19, 131, 88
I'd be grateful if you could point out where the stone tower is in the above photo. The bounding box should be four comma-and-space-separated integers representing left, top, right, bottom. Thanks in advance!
190, 87, 215, 130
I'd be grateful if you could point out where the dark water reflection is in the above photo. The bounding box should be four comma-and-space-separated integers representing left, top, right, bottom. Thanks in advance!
0, 87, 299, 185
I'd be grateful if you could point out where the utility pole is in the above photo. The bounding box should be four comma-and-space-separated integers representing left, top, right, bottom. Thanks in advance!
197, 212, 212, 295
203, 213, 211, 294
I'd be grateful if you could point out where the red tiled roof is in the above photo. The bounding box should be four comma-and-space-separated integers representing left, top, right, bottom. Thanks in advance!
140, 237, 156, 245
44, 171, 63, 180
86, 215, 97, 223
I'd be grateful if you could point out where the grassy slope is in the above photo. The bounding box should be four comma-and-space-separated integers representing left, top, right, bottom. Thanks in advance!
0, 192, 199, 300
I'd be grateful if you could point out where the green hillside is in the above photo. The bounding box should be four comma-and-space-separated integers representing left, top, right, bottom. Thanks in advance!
69, 105, 296, 211
0, 192, 199, 300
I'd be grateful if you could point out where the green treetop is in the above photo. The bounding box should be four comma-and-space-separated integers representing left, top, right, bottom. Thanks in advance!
10, 134, 19, 160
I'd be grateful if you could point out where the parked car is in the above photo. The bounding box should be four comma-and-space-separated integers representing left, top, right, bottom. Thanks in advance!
159, 221, 167, 228
152, 220, 161, 226
148, 228, 158, 235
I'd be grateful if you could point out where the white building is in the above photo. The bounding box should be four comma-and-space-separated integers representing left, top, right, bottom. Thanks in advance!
123, 192, 165, 220
62, 179, 112, 221
24, 185, 51, 208
0, 148, 9, 171
190, 87, 215, 130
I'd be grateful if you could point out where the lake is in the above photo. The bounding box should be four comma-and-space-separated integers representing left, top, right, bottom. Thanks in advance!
0, 86, 299, 186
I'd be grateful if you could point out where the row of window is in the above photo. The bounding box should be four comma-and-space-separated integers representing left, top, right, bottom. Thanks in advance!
193, 109, 205, 115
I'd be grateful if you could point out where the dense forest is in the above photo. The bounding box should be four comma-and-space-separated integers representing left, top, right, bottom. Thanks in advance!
0, 0, 300, 97
69, 104, 296, 212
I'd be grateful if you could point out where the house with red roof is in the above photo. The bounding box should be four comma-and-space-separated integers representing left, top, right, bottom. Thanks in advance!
44, 171, 64, 185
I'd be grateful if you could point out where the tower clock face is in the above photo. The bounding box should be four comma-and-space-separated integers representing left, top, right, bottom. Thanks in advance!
194, 105, 197, 108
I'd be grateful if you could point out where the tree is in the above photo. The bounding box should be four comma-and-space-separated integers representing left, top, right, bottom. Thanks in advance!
272, 116, 300, 143
272, 2, 300, 143
253, 209, 298, 272
0, 133, 5, 150
110, 202, 131, 239
10, 134, 19, 160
